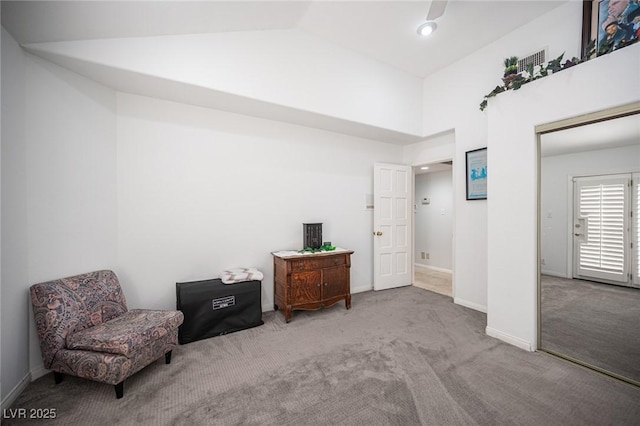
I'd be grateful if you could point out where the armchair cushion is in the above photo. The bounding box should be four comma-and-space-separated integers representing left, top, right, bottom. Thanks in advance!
66, 309, 184, 358
30, 270, 129, 368
31, 270, 184, 397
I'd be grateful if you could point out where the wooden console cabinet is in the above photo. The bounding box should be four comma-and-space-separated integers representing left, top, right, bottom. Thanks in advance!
272, 249, 353, 322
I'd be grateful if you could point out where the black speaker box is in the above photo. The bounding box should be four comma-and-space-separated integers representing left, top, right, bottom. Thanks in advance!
176, 278, 263, 344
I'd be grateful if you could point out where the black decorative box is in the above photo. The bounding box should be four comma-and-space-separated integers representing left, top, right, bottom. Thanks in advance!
303, 223, 323, 249
176, 278, 263, 344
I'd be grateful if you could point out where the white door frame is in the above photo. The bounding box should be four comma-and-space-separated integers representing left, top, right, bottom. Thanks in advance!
411, 157, 456, 298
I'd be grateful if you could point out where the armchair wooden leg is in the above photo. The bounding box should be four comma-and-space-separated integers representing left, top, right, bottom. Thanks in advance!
165, 350, 172, 364
115, 382, 124, 399
53, 372, 63, 385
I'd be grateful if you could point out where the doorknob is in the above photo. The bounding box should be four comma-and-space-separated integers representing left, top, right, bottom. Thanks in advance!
373, 231, 383, 236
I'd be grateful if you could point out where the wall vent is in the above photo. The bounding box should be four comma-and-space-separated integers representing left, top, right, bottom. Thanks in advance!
517, 48, 547, 73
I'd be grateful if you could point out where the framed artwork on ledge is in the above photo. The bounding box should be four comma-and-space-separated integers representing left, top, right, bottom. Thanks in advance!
584, 0, 640, 56
466, 147, 487, 200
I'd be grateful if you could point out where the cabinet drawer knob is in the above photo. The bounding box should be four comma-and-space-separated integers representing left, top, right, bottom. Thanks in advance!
317, 283, 320, 287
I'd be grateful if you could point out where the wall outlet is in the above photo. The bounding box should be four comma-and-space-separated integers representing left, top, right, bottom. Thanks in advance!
421, 252, 426, 259
426, 253, 430, 260
541, 258, 546, 265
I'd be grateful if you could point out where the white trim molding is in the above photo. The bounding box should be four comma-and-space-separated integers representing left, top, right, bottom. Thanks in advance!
2, 365, 52, 410
30, 365, 50, 381
414, 263, 452, 274
486, 326, 534, 352
540, 270, 569, 279
351, 284, 374, 294
1, 372, 30, 412
454, 297, 487, 313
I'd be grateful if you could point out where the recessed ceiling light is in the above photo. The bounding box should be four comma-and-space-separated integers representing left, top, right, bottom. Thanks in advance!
421, 166, 429, 170
417, 21, 437, 37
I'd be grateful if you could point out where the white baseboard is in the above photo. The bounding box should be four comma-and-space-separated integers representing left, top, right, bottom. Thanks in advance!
414, 263, 452, 274
486, 326, 533, 352
541, 270, 569, 278
453, 297, 487, 313
30, 365, 49, 381
351, 284, 373, 294
1, 372, 31, 412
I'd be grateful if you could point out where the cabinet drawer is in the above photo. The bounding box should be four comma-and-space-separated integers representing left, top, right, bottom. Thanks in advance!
289, 255, 346, 271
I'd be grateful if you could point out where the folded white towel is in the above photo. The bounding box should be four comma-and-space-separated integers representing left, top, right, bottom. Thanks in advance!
220, 267, 264, 284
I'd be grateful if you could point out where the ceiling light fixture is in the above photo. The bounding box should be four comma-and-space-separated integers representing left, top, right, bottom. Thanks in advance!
417, 0, 448, 37
417, 21, 437, 37
420, 166, 430, 170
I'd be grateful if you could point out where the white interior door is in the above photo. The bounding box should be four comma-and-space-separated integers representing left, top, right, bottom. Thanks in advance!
373, 163, 412, 290
573, 174, 630, 285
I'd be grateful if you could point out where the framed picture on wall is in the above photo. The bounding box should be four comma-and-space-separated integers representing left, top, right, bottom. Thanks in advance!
590, 0, 640, 55
466, 147, 487, 200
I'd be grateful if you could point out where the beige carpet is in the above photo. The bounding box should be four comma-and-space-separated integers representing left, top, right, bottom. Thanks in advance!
6, 287, 640, 425
413, 267, 452, 297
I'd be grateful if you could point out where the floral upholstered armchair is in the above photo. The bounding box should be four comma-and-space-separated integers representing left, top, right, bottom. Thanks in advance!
30, 270, 184, 398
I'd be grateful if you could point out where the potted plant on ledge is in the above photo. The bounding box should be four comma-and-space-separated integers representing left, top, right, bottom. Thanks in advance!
502, 56, 524, 89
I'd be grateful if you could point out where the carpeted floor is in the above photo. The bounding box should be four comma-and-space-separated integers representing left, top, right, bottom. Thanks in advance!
540, 275, 640, 384
7, 286, 640, 425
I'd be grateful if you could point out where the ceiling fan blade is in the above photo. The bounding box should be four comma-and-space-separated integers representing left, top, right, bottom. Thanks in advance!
426, 0, 448, 21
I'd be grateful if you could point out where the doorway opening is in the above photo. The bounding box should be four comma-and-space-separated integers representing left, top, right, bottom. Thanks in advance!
413, 160, 453, 297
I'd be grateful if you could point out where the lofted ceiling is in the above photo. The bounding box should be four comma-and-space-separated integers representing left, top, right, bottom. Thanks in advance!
1, 1, 573, 144
2, 0, 568, 79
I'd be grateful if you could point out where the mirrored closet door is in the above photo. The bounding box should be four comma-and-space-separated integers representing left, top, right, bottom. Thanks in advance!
539, 111, 640, 386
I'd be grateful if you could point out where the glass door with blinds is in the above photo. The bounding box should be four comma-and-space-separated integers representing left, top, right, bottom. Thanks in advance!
573, 173, 638, 287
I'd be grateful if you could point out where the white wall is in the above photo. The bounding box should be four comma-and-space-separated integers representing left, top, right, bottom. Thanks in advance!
541, 144, 640, 278
406, 1, 583, 314
1, 27, 118, 405
27, 29, 423, 136
116, 93, 403, 311
2, 0, 637, 404
421, 2, 582, 137
24, 53, 118, 378
487, 43, 640, 351
2, 25, 404, 403
25, 55, 118, 285
1, 27, 29, 407
415, 170, 453, 270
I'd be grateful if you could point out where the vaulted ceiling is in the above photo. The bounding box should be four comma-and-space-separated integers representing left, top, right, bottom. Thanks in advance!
2, 1, 575, 144
2, 1, 568, 78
